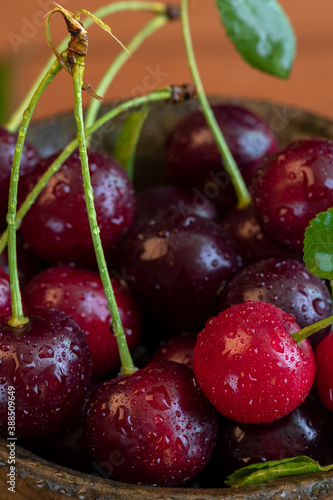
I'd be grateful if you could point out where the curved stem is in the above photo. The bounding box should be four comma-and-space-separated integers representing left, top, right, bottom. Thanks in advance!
73, 56, 139, 374
5, 1, 169, 133
7, 58, 63, 327
291, 315, 333, 345
180, 0, 251, 209
85, 13, 169, 135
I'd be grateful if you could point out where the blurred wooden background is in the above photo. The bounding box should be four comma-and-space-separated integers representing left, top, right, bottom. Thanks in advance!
1, 0, 333, 122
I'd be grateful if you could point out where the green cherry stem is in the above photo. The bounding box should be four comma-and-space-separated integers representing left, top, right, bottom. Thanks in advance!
4, 1, 171, 133
180, 0, 251, 210
6, 57, 63, 327
0, 86, 175, 257
291, 315, 333, 345
85, 13, 170, 135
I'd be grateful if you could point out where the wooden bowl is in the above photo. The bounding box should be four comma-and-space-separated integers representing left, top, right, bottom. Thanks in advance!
1, 97, 333, 499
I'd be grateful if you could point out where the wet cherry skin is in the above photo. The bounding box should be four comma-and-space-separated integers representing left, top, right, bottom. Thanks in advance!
220, 205, 301, 265
217, 258, 332, 348
214, 390, 333, 479
252, 138, 333, 251
114, 209, 242, 331
135, 185, 218, 221
19, 149, 135, 267
84, 360, 219, 487
193, 301, 315, 423
23, 266, 142, 378
0, 306, 92, 438
0, 127, 40, 230
0, 268, 12, 316
315, 331, 333, 411
165, 104, 278, 214
151, 332, 197, 369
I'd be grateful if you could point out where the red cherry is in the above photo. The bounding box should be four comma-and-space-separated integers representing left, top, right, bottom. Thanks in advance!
0, 306, 92, 438
23, 266, 142, 377
193, 301, 315, 423
252, 138, 333, 251
19, 149, 135, 267
315, 331, 333, 411
84, 361, 218, 486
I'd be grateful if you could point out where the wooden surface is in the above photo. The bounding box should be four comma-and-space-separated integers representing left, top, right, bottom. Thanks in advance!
1, 0, 333, 122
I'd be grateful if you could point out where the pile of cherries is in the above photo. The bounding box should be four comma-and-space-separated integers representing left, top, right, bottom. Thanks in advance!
0, 101, 332, 488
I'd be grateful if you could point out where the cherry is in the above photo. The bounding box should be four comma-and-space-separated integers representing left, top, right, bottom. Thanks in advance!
214, 390, 333, 479
0, 268, 12, 316
252, 138, 333, 251
19, 149, 135, 267
0, 306, 92, 438
114, 208, 242, 331
84, 360, 219, 486
23, 266, 142, 377
165, 103, 278, 213
151, 332, 197, 369
217, 258, 332, 348
193, 301, 315, 423
314, 331, 333, 412
135, 185, 218, 221
0, 126, 40, 230
220, 204, 301, 265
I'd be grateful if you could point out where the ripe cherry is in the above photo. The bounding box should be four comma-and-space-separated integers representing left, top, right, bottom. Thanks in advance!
217, 258, 332, 348
193, 301, 315, 423
314, 331, 333, 411
0, 127, 40, 230
151, 332, 197, 369
19, 149, 135, 267
0, 306, 92, 438
23, 266, 142, 377
165, 103, 278, 214
252, 138, 333, 251
84, 360, 218, 486
114, 208, 242, 331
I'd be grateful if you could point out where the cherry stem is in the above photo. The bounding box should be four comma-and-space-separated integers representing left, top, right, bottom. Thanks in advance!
180, 0, 251, 210
291, 314, 333, 345
4, 1, 171, 133
6, 58, 63, 327
72, 51, 138, 373
85, 13, 170, 138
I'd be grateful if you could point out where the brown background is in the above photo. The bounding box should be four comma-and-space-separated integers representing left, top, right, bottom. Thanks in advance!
1, 0, 333, 122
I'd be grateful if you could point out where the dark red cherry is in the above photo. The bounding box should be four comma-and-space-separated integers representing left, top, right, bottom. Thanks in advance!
165, 104, 278, 213
220, 205, 301, 265
23, 266, 142, 378
252, 138, 333, 251
193, 301, 315, 423
151, 332, 197, 369
0, 306, 92, 438
0, 268, 12, 315
214, 390, 333, 478
217, 258, 332, 348
0, 127, 40, 229
84, 361, 219, 486
19, 149, 135, 267
135, 185, 218, 221
114, 209, 242, 331
315, 331, 333, 411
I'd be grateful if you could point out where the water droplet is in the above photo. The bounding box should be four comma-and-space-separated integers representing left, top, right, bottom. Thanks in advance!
38, 345, 54, 359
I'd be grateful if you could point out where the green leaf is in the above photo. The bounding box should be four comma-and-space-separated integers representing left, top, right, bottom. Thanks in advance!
303, 209, 333, 280
225, 456, 333, 487
113, 104, 150, 181
215, 0, 296, 79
